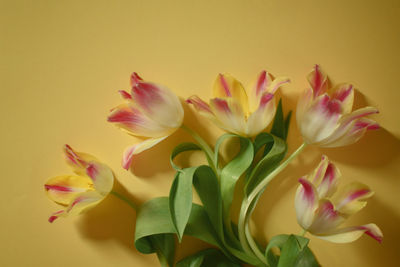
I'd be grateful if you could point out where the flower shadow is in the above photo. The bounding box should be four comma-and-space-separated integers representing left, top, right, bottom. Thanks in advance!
75, 180, 157, 263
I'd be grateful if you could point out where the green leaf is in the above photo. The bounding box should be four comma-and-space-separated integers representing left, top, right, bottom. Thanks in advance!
271, 99, 292, 141
150, 234, 176, 267
277, 235, 309, 267
245, 133, 287, 196
169, 167, 197, 241
265, 234, 320, 267
176, 248, 242, 267
284, 111, 292, 141
192, 166, 223, 238
192, 166, 259, 266
170, 142, 201, 171
214, 134, 254, 246
135, 197, 222, 255
271, 99, 286, 140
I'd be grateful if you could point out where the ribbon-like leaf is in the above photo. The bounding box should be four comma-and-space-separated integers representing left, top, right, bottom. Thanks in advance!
170, 142, 201, 171
245, 133, 287, 196
214, 134, 254, 243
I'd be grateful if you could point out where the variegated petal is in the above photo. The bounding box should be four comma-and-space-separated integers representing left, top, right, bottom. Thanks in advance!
332, 182, 374, 215
295, 178, 319, 229
315, 223, 383, 243
44, 175, 93, 205
122, 136, 168, 170
213, 73, 249, 114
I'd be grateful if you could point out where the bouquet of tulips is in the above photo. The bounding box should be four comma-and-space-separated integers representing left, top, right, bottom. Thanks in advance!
44, 65, 382, 267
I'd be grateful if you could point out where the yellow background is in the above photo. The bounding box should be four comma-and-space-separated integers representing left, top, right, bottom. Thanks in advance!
1, 0, 399, 266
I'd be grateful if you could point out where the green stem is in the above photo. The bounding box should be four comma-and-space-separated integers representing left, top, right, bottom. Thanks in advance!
111, 191, 137, 210
238, 199, 258, 260
180, 124, 217, 172
299, 229, 307, 237
239, 142, 307, 263
245, 222, 268, 265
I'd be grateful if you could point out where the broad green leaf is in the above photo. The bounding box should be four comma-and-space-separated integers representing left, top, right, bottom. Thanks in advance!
193, 166, 223, 238
170, 142, 201, 171
176, 248, 242, 267
135, 197, 221, 255
169, 167, 197, 241
277, 235, 309, 267
245, 133, 287, 196
150, 234, 176, 267
265, 234, 320, 267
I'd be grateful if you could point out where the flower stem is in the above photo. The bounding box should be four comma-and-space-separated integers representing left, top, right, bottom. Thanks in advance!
111, 191, 137, 210
180, 124, 217, 172
299, 229, 307, 237
239, 142, 307, 262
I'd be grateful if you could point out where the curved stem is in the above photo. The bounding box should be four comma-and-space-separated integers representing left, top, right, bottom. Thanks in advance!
240, 142, 307, 262
111, 191, 137, 210
245, 222, 268, 265
180, 124, 217, 172
247, 143, 307, 205
238, 199, 258, 260
299, 229, 307, 237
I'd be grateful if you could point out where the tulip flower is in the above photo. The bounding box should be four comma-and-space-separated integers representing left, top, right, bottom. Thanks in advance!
295, 156, 382, 243
187, 71, 289, 137
44, 145, 114, 222
296, 65, 379, 147
108, 73, 184, 169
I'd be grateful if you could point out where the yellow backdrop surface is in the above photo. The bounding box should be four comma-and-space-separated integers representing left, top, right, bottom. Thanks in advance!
1, 0, 399, 266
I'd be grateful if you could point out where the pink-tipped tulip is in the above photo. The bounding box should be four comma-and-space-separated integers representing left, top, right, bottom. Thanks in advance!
296, 65, 379, 147
295, 156, 383, 243
108, 73, 184, 170
44, 145, 114, 222
187, 71, 290, 137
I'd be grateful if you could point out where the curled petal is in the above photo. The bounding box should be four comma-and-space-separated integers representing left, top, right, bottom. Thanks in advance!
295, 178, 319, 229
307, 64, 328, 97
308, 199, 345, 234
122, 136, 168, 170
246, 93, 276, 136
48, 191, 104, 223
213, 74, 249, 114
45, 175, 93, 205
330, 83, 354, 114
267, 76, 290, 94
108, 104, 173, 138
131, 82, 184, 128
315, 223, 383, 243
210, 98, 247, 136
332, 182, 374, 215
